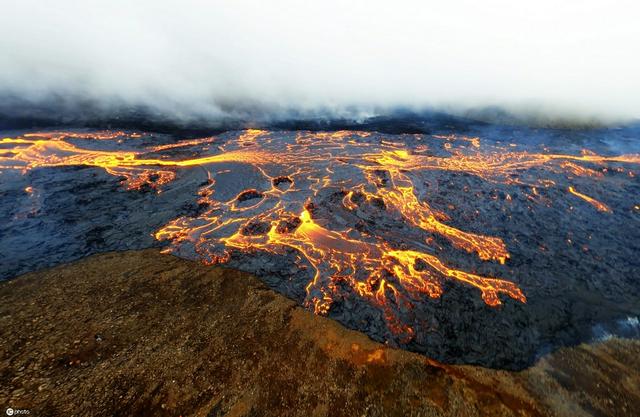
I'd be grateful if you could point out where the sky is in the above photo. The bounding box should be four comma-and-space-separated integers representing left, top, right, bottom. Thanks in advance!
1, 0, 639, 124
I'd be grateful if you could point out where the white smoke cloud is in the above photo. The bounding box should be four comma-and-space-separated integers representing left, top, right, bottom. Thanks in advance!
1, 0, 639, 124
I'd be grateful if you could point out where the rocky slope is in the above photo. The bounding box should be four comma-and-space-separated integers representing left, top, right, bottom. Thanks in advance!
1, 249, 638, 416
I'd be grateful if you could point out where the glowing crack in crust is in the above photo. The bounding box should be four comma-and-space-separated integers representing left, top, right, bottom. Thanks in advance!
568, 186, 612, 213
2, 129, 638, 341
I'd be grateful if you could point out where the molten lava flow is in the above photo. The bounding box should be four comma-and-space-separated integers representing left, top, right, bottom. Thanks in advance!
568, 186, 612, 213
356, 152, 509, 263
237, 129, 268, 146
0, 132, 270, 192
209, 208, 524, 338
2, 129, 638, 343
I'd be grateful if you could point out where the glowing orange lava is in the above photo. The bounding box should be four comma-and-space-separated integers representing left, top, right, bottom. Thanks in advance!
568, 186, 612, 213
2, 129, 638, 342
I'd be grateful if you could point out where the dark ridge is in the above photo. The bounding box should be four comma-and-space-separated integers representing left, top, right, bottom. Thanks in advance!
0, 108, 482, 137
2, 94, 637, 137
269, 110, 488, 135
0, 95, 487, 137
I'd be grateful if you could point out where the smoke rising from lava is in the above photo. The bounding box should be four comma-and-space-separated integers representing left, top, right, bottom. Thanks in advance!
1, 0, 639, 126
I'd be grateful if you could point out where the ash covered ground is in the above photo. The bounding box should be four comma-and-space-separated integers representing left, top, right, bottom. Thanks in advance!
1, 123, 639, 369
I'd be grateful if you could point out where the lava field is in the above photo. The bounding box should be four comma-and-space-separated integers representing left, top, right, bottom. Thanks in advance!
1, 126, 639, 369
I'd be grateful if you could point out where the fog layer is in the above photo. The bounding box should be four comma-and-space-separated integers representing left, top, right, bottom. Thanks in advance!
1, 1, 639, 125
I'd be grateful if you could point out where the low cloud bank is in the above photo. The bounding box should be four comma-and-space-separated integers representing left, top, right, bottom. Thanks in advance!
1, 1, 639, 127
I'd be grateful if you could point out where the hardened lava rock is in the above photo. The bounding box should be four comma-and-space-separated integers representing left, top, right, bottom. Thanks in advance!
1, 127, 639, 369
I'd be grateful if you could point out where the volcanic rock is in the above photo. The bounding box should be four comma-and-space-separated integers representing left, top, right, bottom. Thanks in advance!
0, 250, 638, 417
